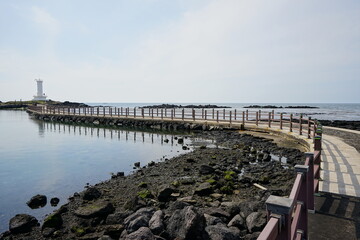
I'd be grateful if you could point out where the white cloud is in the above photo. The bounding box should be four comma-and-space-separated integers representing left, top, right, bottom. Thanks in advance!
31, 6, 60, 37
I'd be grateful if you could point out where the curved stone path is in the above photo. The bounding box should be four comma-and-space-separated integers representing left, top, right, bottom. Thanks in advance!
320, 127, 360, 197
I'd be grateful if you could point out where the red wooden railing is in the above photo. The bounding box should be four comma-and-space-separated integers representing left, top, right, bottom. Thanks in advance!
258, 127, 322, 240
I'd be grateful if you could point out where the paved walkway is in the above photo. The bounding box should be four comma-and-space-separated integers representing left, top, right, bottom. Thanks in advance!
319, 130, 360, 197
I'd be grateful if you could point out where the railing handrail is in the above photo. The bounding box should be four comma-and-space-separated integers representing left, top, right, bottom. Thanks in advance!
27, 105, 318, 141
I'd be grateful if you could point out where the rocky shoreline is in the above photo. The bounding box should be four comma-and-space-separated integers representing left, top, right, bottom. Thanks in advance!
319, 120, 360, 131
1, 129, 305, 240
243, 105, 318, 109
141, 104, 231, 109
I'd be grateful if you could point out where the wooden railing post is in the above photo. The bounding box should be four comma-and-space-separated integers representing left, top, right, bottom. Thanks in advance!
152, 109, 154, 119
223, 109, 225, 120
290, 114, 293, 132
171, 109, 174, 120
161, 109, 163, 119
120, 107, 123, 116
142, 108, 144, 118
182, 109, 184, 120
265, 195, 294, 240
234, 109, 237, 120
272, 109, 275, 120
299, 114, 303, 135
280, 113, 283, 130
205, 110, 207, 120
202, 108, 204, 119
259, 110, 261, 122
212, 108, 215, 119
134, 107, 136, 118
216, 111, 219, 123
229, 111, 232, 124
242, 111, 245, 126
295, 165, 309, 238
268, 112, 271, 128
256, 112, 259, 126
246, 109, 249, 121
305, 152, 315, 212
192, 109, 195, 121
103, 107, 105, 117
165, 108, 167, 117
307, 117, 311, 139
314, 135, 322, 152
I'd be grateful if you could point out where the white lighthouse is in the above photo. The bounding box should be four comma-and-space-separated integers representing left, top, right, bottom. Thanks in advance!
33, 79, 47, 101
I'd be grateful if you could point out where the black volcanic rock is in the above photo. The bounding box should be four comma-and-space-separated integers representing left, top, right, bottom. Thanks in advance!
27, 194, 47, 209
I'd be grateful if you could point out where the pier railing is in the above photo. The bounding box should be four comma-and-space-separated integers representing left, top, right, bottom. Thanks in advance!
27, 105, 322, 240
258, 127, 322, 240
27, 106, 318, 140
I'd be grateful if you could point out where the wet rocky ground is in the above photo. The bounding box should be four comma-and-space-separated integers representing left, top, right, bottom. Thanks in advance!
0, 130, 305, 240
320, 120, 360, 131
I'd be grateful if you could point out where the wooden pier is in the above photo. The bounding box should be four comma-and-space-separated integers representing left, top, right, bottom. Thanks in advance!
27, 105, 360, 239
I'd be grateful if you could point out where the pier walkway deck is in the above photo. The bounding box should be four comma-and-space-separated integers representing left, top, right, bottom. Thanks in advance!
27, 106, 360, 239
320, 130, 360, 197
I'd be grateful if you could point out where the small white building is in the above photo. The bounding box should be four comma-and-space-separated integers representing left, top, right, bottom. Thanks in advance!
33, 79, 47, 101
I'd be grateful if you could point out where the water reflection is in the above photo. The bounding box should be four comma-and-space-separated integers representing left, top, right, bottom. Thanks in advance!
33, 120, 183, 146
0, 111, 191, 233
32, 119, 186, 146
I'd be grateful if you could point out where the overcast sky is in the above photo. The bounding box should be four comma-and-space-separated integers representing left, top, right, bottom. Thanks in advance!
0, 0, 359, 103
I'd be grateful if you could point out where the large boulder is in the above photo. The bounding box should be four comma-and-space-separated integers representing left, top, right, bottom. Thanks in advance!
127, 216, 149, 233
125, 227, 155, 240
194, 182, 213, 196
74, 200, 114, 218
124, 207, 155, 225
205, 224, 240, 240
9, 214, 38, 233
149, 210, 164, 235
106, 210, 133, 224
199, 165, 215, 175
42, 213, 63, 229
82, 187, 102, 201
246, 212, 267, 233
50, 197, 60, 207
124, 208, 155, 233
204, 214, 223, 226
27, 194, 47, 209
166, 206, 205, 239
227, 214, 245, 230
157, 186, 175, 202
203, 208, 230, 220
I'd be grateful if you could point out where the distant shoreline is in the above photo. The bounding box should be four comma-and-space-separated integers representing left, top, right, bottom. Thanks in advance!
243, 105, 318, 109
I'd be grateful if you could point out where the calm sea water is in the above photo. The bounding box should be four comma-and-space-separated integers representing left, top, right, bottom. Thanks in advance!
0, 110, 191, 232
88, 103, 360, 121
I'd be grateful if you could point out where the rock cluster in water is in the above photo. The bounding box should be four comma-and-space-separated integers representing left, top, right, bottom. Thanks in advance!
243, 105, 318, 109
141, 104, 231, 109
